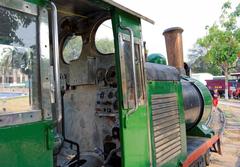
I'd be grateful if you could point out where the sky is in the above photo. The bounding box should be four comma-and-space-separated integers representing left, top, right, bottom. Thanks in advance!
113, 0, 240, 62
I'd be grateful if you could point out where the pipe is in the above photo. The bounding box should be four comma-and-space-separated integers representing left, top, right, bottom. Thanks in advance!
163, 27, 185, 74
50, 2, 62, 122
181, 80, 204, 130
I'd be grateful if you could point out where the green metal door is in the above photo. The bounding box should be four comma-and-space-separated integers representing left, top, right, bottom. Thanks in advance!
0, 1, 54, 167
112, 8, 151, 167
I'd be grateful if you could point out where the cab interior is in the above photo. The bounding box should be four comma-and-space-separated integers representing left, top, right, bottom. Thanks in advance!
54, 0, 121, 166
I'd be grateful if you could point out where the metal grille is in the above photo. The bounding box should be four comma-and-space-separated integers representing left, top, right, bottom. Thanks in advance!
151, 93, 182, 166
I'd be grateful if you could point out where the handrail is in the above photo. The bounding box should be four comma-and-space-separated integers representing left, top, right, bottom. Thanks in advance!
50, 2, 62, 122
119, 26, 138, 116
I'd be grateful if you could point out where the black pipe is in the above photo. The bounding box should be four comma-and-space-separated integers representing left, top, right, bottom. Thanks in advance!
181, 80, 204, 130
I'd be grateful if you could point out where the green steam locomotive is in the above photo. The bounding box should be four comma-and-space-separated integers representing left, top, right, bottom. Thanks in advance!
0, 0, 221, 167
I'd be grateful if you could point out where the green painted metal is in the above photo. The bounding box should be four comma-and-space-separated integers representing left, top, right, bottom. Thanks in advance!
25, 0, 47, 6
1, 1, 214, 167
0, 2, 53, 167
182, 77, 212, 124
187, 123, 214, 138
147, 53, 167, 65
147, 81, 187, 167
113, 8, 141, 38
121, 106, 151, 166
111, 8, 151, 167
181, 76, 214, 137
0, 121, 54, 167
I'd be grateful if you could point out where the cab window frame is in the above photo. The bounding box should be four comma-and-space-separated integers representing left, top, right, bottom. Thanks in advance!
0, 0, 46, 127
119, 33, 145, 109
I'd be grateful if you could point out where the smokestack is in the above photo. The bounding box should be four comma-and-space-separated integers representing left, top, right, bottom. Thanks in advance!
163, 27, 185, 74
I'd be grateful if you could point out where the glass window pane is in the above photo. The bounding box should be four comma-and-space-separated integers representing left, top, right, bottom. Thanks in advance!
95, 20, 115, 54
123, 40, 135, 108
134, 44, 144, 99
62, 35, 83, 64
0, 6, 40, 112
121, 40, 143, 109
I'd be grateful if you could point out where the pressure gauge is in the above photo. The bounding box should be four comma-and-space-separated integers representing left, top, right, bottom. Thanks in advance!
105, 66, 117, 86
96, 68, 106, 83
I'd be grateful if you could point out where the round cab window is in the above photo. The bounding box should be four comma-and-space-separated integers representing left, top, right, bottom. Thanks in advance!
63, 35, 83, 64
95, 20, 115, 54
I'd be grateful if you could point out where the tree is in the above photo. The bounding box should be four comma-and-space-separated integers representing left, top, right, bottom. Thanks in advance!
236, 58, 240, 72
0, 47, 13, 86
96, 38, 115, 54
187, 43, 222, 75
186, 44, 221, 74
62, 36, 83, 63
0, 6, 33, 46
187, 44, 207, 65
197, 1, 240, 99
191, 56, 222, 75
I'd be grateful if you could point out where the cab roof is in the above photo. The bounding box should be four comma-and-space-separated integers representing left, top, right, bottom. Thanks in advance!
102, 0, 155, 24
52, 0, 154, 24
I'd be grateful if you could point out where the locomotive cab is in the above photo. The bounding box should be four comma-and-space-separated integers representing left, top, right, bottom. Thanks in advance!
48, 1, 155, 166
0, 1, 220, 167
0, 0, 154, 166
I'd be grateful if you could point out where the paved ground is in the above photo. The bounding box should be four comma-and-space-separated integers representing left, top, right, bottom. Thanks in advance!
219, 100, 240, 108
209, 100, 240, 167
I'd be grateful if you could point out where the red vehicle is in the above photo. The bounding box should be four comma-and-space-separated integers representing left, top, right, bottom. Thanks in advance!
233, 88, 240, 98
231, 73, 240, 98
206, 73, 240, 99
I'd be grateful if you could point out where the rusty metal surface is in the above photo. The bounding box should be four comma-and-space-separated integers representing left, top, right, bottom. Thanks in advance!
163, 27, 185, 73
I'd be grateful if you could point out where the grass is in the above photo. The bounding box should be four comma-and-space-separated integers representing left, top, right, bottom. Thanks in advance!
0, 96, 30, 112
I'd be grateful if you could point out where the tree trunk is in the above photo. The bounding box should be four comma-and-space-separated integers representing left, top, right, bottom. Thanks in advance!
224, 66, 229, 100
3, 69, 6, 88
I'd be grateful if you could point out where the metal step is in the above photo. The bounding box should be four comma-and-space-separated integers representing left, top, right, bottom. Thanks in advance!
57, 143, 78, 167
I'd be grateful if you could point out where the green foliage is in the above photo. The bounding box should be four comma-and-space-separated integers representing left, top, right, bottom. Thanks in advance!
195, 1, 240, 99
236, 59, 240, 72
187, 44, 207, 65
194, 1, 240, 72
191, 56, 222, 75
197, 24, 239, 68
187, 44, 222, 75
0, 47, 32, 77
0, 48, 12, 75
95, 38, 115, 54
0, 6, 34, 46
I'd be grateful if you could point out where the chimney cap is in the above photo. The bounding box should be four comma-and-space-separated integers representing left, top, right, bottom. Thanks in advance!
163, 27, 183, 35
